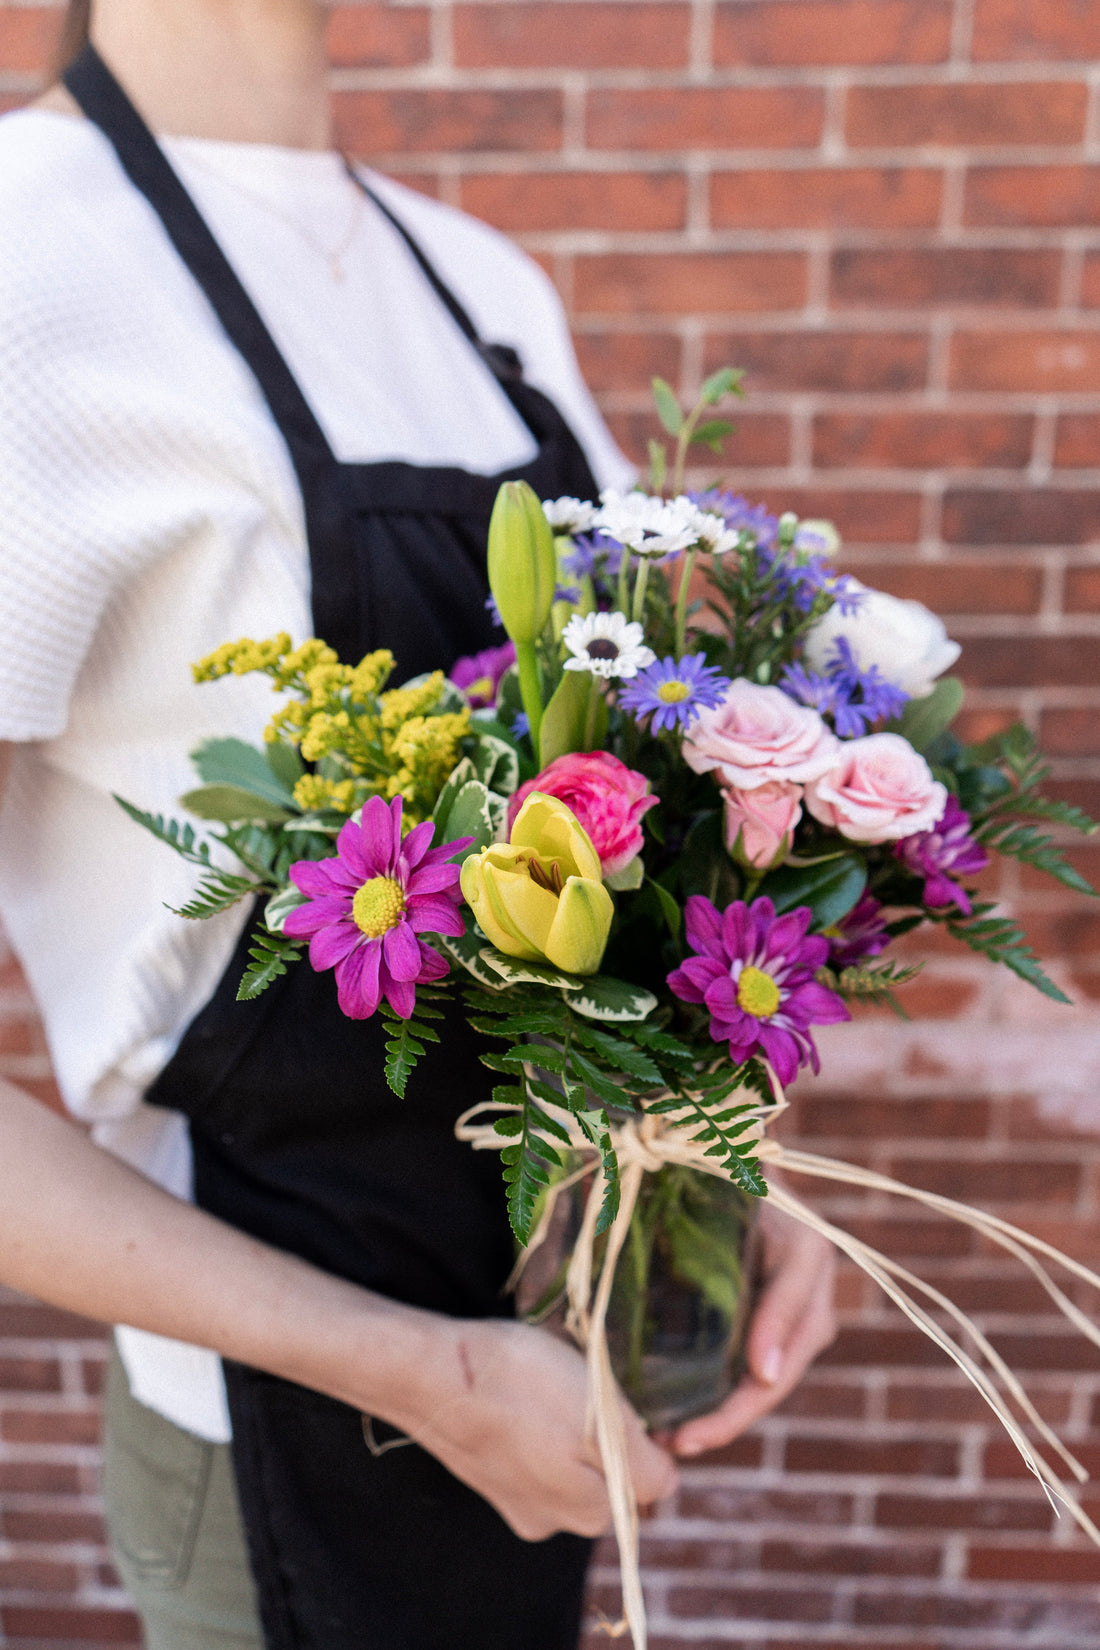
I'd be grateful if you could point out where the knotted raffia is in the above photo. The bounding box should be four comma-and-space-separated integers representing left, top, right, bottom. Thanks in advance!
456, 1075, 1100, 1650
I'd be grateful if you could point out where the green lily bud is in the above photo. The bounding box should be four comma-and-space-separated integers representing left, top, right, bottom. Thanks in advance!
460, 793, 613, 974
487, 481, 557, 646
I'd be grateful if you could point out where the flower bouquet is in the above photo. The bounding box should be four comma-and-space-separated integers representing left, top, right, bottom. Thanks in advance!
124, 370, 1100, 1649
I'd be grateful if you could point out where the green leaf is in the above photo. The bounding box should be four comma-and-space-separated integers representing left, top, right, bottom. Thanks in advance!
479, 948, 584, 990
236, 929, 303, 1001
946, 901, 1071, 1004
538, 669, 593, 767
181, 784, 294, 825
264, 739, 306, 793
977, 819, 1096, 896
470, 732, 520, 797
441, 780, 498, 859
647, 877, 682, 943
889, 677, 964, 753
652, 377, 683, 436
568, 1050, 629, 1109
563, 975, 658, 1023
571, 1022, 662, 1085
756, 854, 866, 930
690, 419, 734, 453
647, 439, 668, 494
190, 738, 299, 809
263, 884, 310, 933
700, 366, 746, 405
438, 931, 507, 990
604, 855, 644, 892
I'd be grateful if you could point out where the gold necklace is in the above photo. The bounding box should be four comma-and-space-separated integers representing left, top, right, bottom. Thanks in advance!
174, 148, 366, 283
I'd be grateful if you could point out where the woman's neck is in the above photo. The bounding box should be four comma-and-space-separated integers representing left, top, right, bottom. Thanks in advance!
41, 0, 333, 150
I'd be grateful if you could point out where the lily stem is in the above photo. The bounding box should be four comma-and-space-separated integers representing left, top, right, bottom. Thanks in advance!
674, 549, 697, 660
516, 641, 543, 760
631, 558, 651, 625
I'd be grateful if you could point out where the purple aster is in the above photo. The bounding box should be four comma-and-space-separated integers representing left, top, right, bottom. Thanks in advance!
690, 489, 779, 550
893, 794, 990, 916
781, 637, 909, 738
618, 653, 731, 732
826, 892, 891, 971
283, 796, 471, 1020
667, 895, 850, 1086
450, 641, 516, 709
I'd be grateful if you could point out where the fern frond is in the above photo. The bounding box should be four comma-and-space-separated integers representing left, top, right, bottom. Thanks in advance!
946, 901, 1070, 1004
236, 930, 303, 1001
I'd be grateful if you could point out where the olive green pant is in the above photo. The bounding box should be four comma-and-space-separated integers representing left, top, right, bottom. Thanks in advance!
102, 1343, 264, 1650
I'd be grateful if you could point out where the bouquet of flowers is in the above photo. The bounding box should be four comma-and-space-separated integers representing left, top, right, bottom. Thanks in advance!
124, 370, 1100, 1649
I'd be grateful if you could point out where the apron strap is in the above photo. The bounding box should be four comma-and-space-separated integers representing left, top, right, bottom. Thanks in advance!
63, 44, 338, 481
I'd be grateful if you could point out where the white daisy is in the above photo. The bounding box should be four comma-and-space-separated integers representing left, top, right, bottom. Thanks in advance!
542, 496, 598, 534
561, 611, 657, 680
594, 490, 702, 557
689, 506, 741, 556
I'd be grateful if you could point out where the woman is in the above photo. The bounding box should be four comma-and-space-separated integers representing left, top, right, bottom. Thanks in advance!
0, 3, 836, 1646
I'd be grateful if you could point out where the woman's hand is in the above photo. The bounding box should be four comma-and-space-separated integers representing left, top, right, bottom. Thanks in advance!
667, 1200, 836, 1458
397, 1318, 679, 1541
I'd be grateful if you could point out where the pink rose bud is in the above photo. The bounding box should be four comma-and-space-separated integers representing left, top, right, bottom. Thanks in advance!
722, 781, 803, 871
683, 679, 839, 791
805, 732, 949, 844
505, 750, 658, 878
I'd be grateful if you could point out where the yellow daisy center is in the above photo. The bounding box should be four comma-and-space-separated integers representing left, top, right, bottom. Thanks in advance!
352, 876, 407, 938
656, 679, 691, 704
737, 964, 781, 1019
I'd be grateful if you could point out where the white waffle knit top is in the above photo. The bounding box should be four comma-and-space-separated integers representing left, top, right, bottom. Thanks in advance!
0, 107, 632, 1441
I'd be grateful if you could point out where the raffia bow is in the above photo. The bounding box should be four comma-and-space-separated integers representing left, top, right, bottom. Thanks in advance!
457, 1074, 1100, 1650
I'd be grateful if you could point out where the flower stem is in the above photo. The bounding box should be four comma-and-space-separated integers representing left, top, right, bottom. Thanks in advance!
516, 641, 544, 758
616, 545, 631, 618
674, 549, 697, 659
631, 558, 651, 625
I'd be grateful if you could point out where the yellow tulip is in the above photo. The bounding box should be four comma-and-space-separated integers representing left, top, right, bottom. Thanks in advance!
460, 793, 613, 975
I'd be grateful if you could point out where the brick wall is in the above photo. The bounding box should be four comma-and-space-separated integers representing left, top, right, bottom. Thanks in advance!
2, 0, 1100, 1644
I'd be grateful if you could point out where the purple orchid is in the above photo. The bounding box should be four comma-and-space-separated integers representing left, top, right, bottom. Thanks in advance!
284, 796, 470, 1020
893, 794, 990, 916
827, 892, 892, 971
667, 895, 850, 1086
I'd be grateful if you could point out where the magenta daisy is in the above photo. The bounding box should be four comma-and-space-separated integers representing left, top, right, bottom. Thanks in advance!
283, 796, 470, 1021
667, 894, 850, 1086
893, 794, 990, 916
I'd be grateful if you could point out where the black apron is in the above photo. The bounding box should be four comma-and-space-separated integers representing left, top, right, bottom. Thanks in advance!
65, 46, 600, 1650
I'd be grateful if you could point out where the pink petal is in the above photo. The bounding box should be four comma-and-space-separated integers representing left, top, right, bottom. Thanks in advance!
755, 1024, 800, 1086
416, 940, 450, 982
381, 967, 416, 1020
309, 921, 362, 971
335, 939, 382, 1019
336, 816, 370, 879
683, 896, 724, 958
407, 896, 465, 937
382, 919, 422, 982
284, 895, 352, 938
289, 858, 351, 898
398, 819, 436, 873
405, 861, 463, 897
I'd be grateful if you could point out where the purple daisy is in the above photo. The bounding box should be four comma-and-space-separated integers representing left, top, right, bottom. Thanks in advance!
449, 641, 516, 709
667, 895, 850, 1086
618, 654, 731, 733
826, 892, 891, 971
283, 796, 470, 1020
893, 794, 990, 916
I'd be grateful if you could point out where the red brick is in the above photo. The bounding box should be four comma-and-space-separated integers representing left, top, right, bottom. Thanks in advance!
711, 167, 941, 230
705, 329, 928, 392
1064, 567, 1100, 612
0, 1356, 62, 1392
973, 0, 1100, 62
574, 251, 806, 315
849, 558, 1042, 614
762, 1537, 941, 1576
847, 82, 1088, 148
333, 89, 563, 155
693, 1433, 765, 1469
776, 1378, 866, 1420
821, 1326, 949, 1368
0, 1558, 80, 1591
1, 1609, 142, 1642
0, 1462, 81, 1493
677, 1484, 855, 1522
801, 1094, 994, 1139
1, 1508, 105, 1544
949, 328, 1100, 392
454, 2, 690, 67
572, 329, 682, 391
966, 166, 1100, 228
814, 411, 1032, 470
714, 0, 951, 66
1055, 414, 1100, 469
887, 1377, 1067, 1423
725, 484, 923, 544
943, 488, 1100, 545
785, 1436, 959, 1477
1, 1407, 100, 1445
876, 1491, 1052, 1532
0, 1302, 106, 1339
985, 1437, 1100, 1481
459, 170, 686, 232
969, 1544, 1100, 1583
0, 7, 57, 73
585, 86, 824, 151
888, 1154, 1080, 1204
325, 5, 430, 67
852, 1590, 1100, 1631
667, 1584, 833, 1621
964, 627, 1100, 681
831, 246, 1061, 309
1084, 254, 1100, 308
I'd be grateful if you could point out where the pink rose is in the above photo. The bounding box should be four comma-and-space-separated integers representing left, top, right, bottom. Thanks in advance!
506, 751, 658, 877
805, 732, 949, 844
683, 679, 839, 791
722, 781, 802, 870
